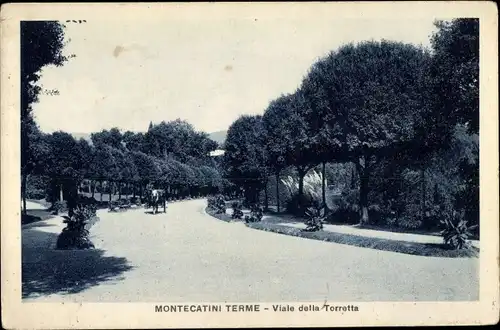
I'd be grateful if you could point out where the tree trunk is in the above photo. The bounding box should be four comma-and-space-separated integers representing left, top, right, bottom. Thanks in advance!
276, 172, 280, 213
100, 181, 103, 202
21, 174, 27, 215
133, 183, 136, 198
264, 179, 269, 211
59, 183, 64, 202
356, 155, 369, 225
298, 170, 305, 198
118, 181, 122, 200
109, 181, 113, 202
421, 167, 426, 223
351, 165, 356, 189
322, 162, 326, 208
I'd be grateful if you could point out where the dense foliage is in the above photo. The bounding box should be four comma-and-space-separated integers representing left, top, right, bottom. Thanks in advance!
22, 19, 479, 250
20, 22, 224, 212
220, 19, 479, 248
56, 203, 97, 250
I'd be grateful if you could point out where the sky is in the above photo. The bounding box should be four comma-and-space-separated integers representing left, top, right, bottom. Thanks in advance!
32, 18, 438, 135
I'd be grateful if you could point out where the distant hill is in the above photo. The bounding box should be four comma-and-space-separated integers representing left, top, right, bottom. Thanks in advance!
70, 130, 227, 147
208, 130, 227, 146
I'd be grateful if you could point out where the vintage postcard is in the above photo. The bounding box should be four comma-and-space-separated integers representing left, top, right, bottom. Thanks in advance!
1, 2, 498, 328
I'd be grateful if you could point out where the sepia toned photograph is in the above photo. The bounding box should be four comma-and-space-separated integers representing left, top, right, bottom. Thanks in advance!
1, 2, 498, 329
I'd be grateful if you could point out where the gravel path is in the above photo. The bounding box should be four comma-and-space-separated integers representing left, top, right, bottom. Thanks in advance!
25, 200, 48, 210
23, 199, 478, 302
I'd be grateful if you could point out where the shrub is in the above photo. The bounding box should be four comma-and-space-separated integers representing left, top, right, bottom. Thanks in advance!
338, 188, 359, 213
51, 200, 67, 215
440, 210, 477, 250
77, 195, 98, 207
304, 205, 327, 232
56, 204, 97, 250
108, 200, 119, 212
130, 196, 141, 206
398, 203, 423, 229
231, 201, 243, 219
286, 193, 314, 217
281, 171, 325, 203
207, 196, 216, 209
208, 194, 226, 213
26, 188, 46, 200
245, 204, 263, 223
214, 195, 226, 214
324, 188, 360, 224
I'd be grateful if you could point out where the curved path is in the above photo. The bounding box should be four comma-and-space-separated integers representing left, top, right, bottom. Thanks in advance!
23, 199, 478, 302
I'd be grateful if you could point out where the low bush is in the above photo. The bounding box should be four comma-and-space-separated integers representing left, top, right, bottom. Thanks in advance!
108, 200, 120, 212
231, 201, 243, 219
56, 204, 98, 250
207, 196, 216, 209
440, 210, 477, 250
245, 204, 263, 223
26, 188, 46, 200
304, 206, 327, 232
326, 188, 360, 224
286, 193, 313, 217
214, 195, 226, 214
207, 194, 226, 214
130, 196, 141, 205
50, 200, 67, 215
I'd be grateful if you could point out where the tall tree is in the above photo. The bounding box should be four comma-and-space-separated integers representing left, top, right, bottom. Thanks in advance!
44, 132, 86, 209
91, 128, 124, 150
283, 92, 319, 201
21, 21, 72, 214
90, 145, 117, 202
430, 18, 479, 135
122, 131, 145, 152
262, 95, 293, 212
303, 40, 430, 224
224, 115, 268, 204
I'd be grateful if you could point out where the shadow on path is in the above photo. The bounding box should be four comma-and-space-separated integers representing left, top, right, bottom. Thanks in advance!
22, 229, 133, 299
144, 211, 166, 215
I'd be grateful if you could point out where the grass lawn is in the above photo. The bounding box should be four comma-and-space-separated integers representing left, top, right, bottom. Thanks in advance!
205, 203, 478, 259
245, 222, 478, 258
205, 207, 234, 222
22, 209, 55, 225
22, 200, 54, 225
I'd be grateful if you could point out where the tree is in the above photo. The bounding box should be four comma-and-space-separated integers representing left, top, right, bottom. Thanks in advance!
430, 18, 479, 135
91, 128, 124, 150
282, 92, 321, 201
44, 132, 87, 210
123, 131, 145, 152
429, 19, 479, 230
300, 81, 352, 209
130, 151, 160, 198
21, 21, 72, 214
224, 115, 268, 204
90, 145, 117, 202
262, 95, 294, 212
303, 40, 430, 224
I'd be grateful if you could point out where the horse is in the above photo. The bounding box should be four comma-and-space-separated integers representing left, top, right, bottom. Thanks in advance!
149, 189, 166, 214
